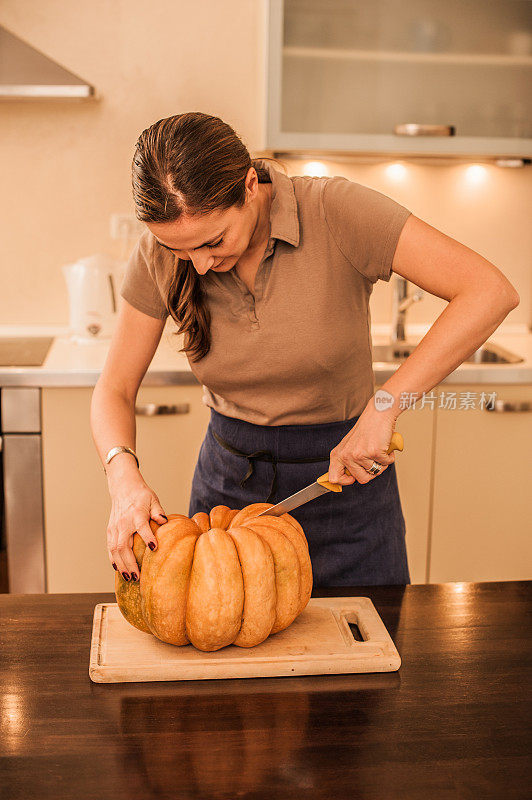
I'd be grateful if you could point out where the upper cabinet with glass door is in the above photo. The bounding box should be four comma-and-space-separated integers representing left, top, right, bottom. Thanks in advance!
266, 0, 532, 156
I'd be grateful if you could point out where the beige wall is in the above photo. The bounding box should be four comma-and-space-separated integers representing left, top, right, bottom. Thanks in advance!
1, 0, 530, 329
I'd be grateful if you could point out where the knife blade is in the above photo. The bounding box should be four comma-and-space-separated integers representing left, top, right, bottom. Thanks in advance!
253, 431, 404, 517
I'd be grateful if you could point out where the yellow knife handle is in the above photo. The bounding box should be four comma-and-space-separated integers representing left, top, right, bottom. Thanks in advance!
316, 432, 404, 492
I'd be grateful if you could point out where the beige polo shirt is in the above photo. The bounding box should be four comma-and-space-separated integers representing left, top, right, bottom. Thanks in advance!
120, 160, 412, 426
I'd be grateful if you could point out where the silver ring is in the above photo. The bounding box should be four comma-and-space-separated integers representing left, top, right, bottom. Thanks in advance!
367, 461, 383, 475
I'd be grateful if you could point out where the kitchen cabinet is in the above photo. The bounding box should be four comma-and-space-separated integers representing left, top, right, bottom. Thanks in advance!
41, 385, 210, 593
375, 382, 434, 584
429, 382, 532, 582
267, 0, 532, 156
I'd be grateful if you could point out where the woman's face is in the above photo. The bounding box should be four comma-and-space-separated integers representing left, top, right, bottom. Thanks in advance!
145, 167, 268, 276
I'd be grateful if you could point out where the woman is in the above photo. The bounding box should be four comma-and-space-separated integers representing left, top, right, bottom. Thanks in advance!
90, 112, 519, 587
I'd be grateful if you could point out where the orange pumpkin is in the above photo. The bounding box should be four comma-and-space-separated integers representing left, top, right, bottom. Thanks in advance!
115, 503, 313, 651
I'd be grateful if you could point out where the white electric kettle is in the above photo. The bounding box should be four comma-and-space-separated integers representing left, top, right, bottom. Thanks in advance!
62, 254, 125, 342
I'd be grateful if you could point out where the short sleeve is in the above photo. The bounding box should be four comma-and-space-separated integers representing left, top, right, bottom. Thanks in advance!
119, 230, 169, 319
322, 177, 412, 283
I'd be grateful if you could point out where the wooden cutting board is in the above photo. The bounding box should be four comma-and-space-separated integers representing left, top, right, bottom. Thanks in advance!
89, 596, 401, 683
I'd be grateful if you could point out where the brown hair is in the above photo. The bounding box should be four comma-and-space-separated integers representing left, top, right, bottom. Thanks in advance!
131, 112, 273, 362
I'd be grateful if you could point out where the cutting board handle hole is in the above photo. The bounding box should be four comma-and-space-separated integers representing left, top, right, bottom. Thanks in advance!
347, 621, 365, 642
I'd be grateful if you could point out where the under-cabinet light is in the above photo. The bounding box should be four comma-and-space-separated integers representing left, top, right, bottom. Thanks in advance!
303, 160, 329, 177
385, 163, 409, 180
464, 164, 489, 185
494, 158, 527, 168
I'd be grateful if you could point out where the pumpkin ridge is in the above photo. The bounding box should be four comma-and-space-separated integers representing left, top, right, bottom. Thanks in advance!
227, 530, 246, 625
140, 519, 200, 643
183, 526, 201, 635
141, 528, 179, 612
242, 516, 312, 615
243, 523, 300, 634
143, 532, 198, 644
225, 525, 276, 647
185, 528, 245, 651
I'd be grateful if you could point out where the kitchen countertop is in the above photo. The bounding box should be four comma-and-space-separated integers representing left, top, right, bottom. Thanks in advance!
1, 581, 530, 799
1, 323, 532, 387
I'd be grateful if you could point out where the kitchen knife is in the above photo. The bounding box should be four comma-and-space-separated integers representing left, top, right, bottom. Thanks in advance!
254, 431, 404, 518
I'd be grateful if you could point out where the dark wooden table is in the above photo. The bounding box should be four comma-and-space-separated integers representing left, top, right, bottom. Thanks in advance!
1, 582, 530, 799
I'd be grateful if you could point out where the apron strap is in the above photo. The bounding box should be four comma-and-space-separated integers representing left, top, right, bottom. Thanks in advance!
212, 430, 329, 503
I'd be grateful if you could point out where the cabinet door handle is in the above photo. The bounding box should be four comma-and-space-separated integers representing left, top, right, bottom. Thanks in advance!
485, 400, 532, 413
394, 124, 455, 136
135, 403, 190, 416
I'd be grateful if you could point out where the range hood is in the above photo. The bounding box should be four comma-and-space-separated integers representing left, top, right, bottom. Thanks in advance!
0, 25, 95, 99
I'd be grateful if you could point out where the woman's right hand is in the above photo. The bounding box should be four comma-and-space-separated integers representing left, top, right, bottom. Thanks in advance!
106, 464, 168, 582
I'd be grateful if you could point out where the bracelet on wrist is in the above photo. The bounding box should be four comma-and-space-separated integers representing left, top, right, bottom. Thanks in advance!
104, 446, 139, 474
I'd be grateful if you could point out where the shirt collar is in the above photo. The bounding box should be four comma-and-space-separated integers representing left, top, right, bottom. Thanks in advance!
254, 159, 300, 247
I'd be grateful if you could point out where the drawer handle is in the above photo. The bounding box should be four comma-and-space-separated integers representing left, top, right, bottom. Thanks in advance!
135, 403, 190, 416
394, 123, 455, 136
485, 400, 532, 413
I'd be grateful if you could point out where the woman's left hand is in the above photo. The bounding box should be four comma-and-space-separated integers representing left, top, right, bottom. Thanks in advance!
327, 396, 398, 485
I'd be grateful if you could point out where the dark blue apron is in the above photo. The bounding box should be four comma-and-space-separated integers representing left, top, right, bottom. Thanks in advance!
188, 408, 410, 587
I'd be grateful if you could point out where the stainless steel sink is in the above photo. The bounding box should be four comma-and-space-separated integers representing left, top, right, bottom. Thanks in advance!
372, 340, 523, 365
0, 336, 54, 367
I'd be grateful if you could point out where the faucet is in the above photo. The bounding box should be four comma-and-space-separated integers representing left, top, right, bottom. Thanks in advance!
391, 275, 425, 343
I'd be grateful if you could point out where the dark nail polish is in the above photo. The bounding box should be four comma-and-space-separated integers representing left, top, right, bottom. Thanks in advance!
112, 562, 118, 571
122, 572, 130, 581
148, 541, 156, 551
130, 572, 138, 582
